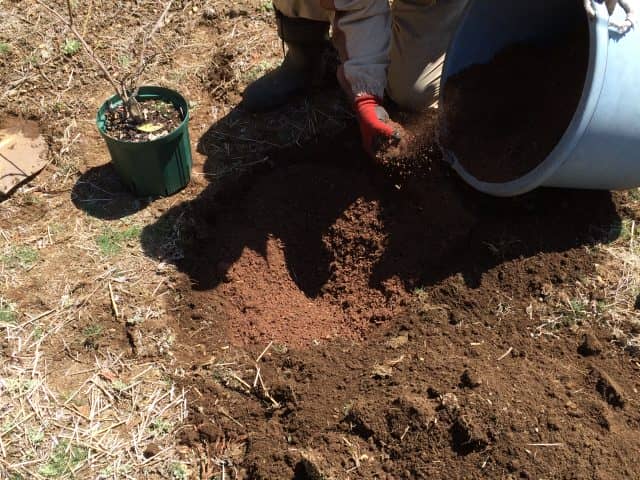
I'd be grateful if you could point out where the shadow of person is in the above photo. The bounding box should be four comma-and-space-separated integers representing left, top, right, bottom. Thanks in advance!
140, 102, 622, 314
72, 163, 149, 220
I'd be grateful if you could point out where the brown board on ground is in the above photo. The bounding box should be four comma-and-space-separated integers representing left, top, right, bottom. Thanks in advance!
0, 117, 48, 195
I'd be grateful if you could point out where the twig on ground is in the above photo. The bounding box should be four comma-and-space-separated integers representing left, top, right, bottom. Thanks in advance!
108, 282, 119, 319
497, 346, 513, 361
255, 341, 273, 363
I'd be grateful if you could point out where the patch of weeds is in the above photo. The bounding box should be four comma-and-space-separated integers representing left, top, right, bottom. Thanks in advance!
18, 192, 41, 206
0, 299, 17, 325
1, 246, 39, 269
38, 441, 88, 477
126, 313, 144, 326
5, 378, 38, 395
261, 1, 274, 12
96, 225, 141, 255
83, 324, 103, 338
272, 343, 289, 354
25, 53, 40, 66
2, 419, 17, 435
99, 464, 132, 477
243, 60, 278, 83
83, 324, 103, 349
614, 218, 638, 244
150, 418, 173, 436
111, 379, 128, 392
627, 188, 640, 203
9, 473, 23, 480
169, 462, 189, 480
33, 325, 44, 340
61, 38, 81, 56
0, 42, 10, 56
28, 428, 45, 446
568, 299, 588, 320
118, 54, 131, 67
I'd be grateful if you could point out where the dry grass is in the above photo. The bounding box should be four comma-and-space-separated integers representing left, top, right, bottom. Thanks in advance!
0, 304, 193, 479
0, 1, 287, 478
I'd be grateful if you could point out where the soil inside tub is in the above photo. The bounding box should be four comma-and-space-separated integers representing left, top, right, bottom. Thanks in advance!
441, 24, 589, 183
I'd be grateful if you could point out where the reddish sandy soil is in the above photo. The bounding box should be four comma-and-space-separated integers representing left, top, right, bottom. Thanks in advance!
136, 118, 640, 478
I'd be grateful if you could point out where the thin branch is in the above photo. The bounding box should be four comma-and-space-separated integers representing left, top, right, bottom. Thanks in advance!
132, 0, 174, 96
66, 0, 74, 27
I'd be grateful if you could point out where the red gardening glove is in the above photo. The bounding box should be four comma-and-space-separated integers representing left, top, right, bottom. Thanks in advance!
354, 95, 400, 157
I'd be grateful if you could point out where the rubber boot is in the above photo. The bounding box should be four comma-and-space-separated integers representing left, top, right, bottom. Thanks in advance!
241, 11, 330, 112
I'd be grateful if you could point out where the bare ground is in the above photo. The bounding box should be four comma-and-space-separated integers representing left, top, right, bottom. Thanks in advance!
2, 1, 640, 479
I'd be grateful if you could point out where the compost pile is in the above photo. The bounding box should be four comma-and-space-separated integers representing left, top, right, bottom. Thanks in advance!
442, 25, 589, 182
104, 99, 183, 142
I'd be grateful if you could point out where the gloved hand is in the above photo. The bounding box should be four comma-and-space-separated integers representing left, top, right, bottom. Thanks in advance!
584, 0, 636, 34
354, 94, 401, 157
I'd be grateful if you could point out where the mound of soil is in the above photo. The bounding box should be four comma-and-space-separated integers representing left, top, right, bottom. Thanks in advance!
147, 119, 635, 479
163, 113, 619, 351
442, 24, 589, 182
176, 123, 479, 346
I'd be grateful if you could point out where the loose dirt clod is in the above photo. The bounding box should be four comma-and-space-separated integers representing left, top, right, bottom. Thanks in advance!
442, 24, 588, 182
591, 367, 626, 408
198, 422, 222, 443
450, 414, 490, 455
578, 332, 603, 356
460, 368, 482, 389
143, 442, 161, 458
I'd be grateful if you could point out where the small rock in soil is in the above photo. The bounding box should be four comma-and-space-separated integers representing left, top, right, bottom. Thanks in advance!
143, 442, 161, 458
460, 368, 483, 389
591, 367, 625, 408
371, 364, 393, 379
386, 333, 409, 349
439, 393, 460, 414
578, 332, 603, 357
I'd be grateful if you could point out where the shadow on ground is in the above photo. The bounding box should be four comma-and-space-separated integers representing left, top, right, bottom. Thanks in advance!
139, 103, 622, 297
71, 163, 150, 220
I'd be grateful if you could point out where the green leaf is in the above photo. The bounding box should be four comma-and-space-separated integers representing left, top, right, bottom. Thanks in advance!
137, 123, 163, 133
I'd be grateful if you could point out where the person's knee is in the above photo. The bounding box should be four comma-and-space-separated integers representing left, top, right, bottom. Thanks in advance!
387, 78, 439, 111
387, 53, 444, 111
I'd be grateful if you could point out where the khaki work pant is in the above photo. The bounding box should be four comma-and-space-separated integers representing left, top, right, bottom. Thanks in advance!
273, 0, 468, 111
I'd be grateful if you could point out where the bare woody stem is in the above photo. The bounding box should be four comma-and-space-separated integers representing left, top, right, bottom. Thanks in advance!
129, 0, 174, 99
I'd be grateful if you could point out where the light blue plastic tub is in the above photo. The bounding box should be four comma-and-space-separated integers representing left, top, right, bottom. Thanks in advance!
441, 0, 640, 196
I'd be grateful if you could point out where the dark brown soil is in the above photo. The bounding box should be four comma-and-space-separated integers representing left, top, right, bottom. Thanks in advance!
104, 99, 183, 142
441, 25, 589, 183
138, 119, 640, 478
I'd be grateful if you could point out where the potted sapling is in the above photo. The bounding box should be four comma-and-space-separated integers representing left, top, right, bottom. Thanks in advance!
37, 0, 191, 196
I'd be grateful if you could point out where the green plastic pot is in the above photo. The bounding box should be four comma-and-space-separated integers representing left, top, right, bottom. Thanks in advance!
96, 86, 192, 197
